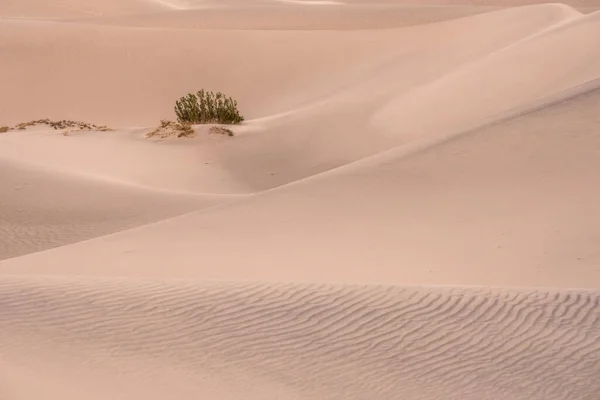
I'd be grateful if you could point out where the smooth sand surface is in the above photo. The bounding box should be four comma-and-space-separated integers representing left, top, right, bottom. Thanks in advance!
1, 2, 599, 400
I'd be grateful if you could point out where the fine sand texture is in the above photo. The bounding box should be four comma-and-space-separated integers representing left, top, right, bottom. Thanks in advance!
1, 2, 599, 400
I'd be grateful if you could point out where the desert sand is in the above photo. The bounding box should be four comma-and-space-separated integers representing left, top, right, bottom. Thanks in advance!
1, 1, 599, 399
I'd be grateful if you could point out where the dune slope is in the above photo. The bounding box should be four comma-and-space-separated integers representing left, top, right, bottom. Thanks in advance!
3, 6, 600, 287
0, 157, 232, 261
0, 4, 582, 127
4, 78, 599, 287
1, 277, 599, 400
0, 0, 167, 18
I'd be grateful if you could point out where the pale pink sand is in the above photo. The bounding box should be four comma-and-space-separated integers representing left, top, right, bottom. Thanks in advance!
1, 2, 599, 400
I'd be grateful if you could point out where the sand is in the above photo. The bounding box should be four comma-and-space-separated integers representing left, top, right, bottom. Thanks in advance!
1, 1, 599, 400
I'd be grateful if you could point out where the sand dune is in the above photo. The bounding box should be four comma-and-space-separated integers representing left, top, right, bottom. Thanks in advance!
1, 2, 599, 400
0, 19, 401, 126
0, 4, 584, 127
0, 128, 253, 193
0, 156, 233, 260
65, 5, 502, 30
3, 4, 592, 189
4, 79, 599, 287
0, 0, 169, 18
1, 277, 599, 400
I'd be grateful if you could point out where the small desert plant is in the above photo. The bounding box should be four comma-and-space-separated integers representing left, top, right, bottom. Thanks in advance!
209, 126, 235, 137
14, 118, 111, 132
0, 126, 8, 133
175, 90, 244, 125
147, 119, 195, 138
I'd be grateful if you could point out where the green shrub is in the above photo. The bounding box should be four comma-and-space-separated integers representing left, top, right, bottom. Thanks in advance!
175, 90, 244, 125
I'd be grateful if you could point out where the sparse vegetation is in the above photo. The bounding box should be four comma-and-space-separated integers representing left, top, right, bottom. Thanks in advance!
175, 90, 244, 125
146, 120, 195, 139
209, 126, 235, 137
0, 126, 8, 133
14, 118, 111, 132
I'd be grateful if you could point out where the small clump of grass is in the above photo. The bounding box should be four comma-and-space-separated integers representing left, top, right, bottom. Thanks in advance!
146, 120, 195, 139
0, 126, 9, 133
14, 118, 111, 133
209, 126, 234, 137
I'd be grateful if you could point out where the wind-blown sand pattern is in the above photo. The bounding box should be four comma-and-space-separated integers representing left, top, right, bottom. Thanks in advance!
1, 277, 599, 400
1, 1, 599, 399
